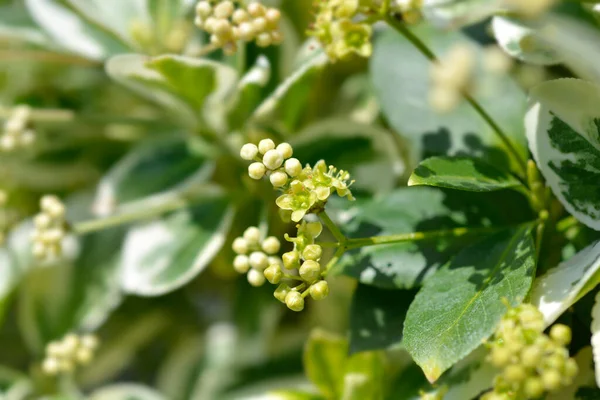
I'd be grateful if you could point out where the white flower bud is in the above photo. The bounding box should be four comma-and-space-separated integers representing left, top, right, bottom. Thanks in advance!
46, 341, 65, 358
261, 236, 281, 254
265, 8, 281, 26
268, 256, 282, 266
46, 201, 65, 219
32, 242, 47, 259
232, 9, 250, 24
256, 32, 272, 47
240, 143, 258, 160
243, 226, 261, 245
40, 195, 60, 212
264, 264, 282, 284
247, 268, 266, 287
262, 149, 284, 170
214, 19, 232, 39
309, 280, 329, 300
252, 17, 267, 33
258, 138, 275, 154
284, 158, 302, 177
303, 244, 322, 261
80, 334, 99, 350
195, 1, 212, 18
34, 213, 52, 229
194, 15, 204, 27
247, 2, 266, 17
204, 17, 217, 33
0, 135, 16, 151
238, 22, 256, 41
232, 237, 249, 254
248, 162, 266, 179
249, 251, 268, 270
75, 347, 93, 365
233, 255, 250, 273
42, 357, 60, 375
211, 34, 224, 46
62, 334, 80, 355
270, 171, 288, 187
285, 291, 304, 312
214, 1, 234, 18
299, 260, 321, 283
276, 142, 293, 159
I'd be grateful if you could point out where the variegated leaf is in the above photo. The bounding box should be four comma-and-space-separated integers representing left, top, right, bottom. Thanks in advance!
592, 291, 600, 388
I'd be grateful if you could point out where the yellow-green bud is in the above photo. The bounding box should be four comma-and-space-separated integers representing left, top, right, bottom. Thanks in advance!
274, 283, 291, 303
233, 255, 250, 273
253, 17, 267, 33
247, 2, 265, 17
299, 260, 321, 283
284, 158, 302, 177
42, 357, 60, 375
238, 22, 255, 41
248, 162, 266, 179
282, 251, 300, 269
258, 138, 275, 154
270, 171, 288, 187
262, 149, 284, 170
490, 347, 512, 367
256, 32, 271, 47
240, 143, 258, 160
264, 264, 282, 284
518, 306, 544, 331
276, 142, 293, 159
261, 236, 281, 254
75, 347, 93, 365
309, 280, 329, 300
549, 324, 572, 346
214, 19, 232, 38
249, 251, 268, 270
195, 1, 212, 18
243, 226, 261, 245
247, 268, 266, 287
523, 377, 544, 399
302, 244, 322, 261
265, 8, 281, 26
285, 291, 304, 312
232, 237, 249, 254
564, 358, 578, 378
521, 345, 543, 368
214, 1, 234, 18
232, 9, 250, 24
503, 365, 526, 383
81, 334, 98, 350
541, 369, 562, 391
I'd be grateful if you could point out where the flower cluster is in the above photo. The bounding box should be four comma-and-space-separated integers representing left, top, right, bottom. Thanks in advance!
194, 0, 283, 55
429, 43, 476, 113
308, 0, 373, 61
483, 304, 578, 399
1, 105, 35, 152
31, 195, 67, 260
241, 139, 354, 222
232, 226, 283, 287
42, 333, 99, 376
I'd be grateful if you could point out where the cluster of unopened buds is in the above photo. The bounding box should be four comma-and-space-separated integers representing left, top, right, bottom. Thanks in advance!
483, 304, 578, 399
232, 226, 283, 287
1, 105, 35, 152
31, 195, 67, 260
41, 333, 99, 376
194, 0, 283, 55
309, 0, 373, 61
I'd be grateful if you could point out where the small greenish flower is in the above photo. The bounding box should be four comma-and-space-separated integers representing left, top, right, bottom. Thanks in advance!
276, 180, 319, 222
330, 19, 373, 60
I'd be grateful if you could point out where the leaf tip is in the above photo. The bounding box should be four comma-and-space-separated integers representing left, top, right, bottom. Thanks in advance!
422, 361, 443, 383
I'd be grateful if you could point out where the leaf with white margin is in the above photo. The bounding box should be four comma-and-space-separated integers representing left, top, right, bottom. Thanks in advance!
492, 17, 561, 65
526, 79, 600, 229
89, 383, 166, 400
120, 196, 235, 296
106, 54, 238, 128
422, 0, 502, 29
530, 240, 600, 327
592, 291, 600, 388
25, 0, 129, 61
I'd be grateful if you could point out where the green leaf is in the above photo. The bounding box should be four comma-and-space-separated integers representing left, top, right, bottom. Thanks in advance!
439, 346, 497, 400
409, 156, 524, 192
303, 329, 347, 399
343, 351, 386, 400
371, 26, 528, 173
526, 79, 600, 230
268, 392, 325, 400
120, 196, 235, 296
93, 136, 213, 215
349, 285, 416, 354
25, 0, 129, 60
531, 240, 600, 327
290, 118, 403, 194
106, 54, 237, 128
333, 187, 531, 289
403, 225, 536, 382
89, 384, 167, 400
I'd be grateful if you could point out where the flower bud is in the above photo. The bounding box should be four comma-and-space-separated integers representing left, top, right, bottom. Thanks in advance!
302, 244, 322, 261
274, 283, 291, 303
42, 357, 60, 375
284, 158, 302, 177
214, 1, 234, 18
265, 8, 281, 26
256, 32, 272, 47
34, 213, 51, 229
549, 324, 571, 346
276, 142, 293, 159
248, 162, 266, 179
521, 345, 542, 368
247, 268, 266, 287
270, 171, 288, 187
565, 358, 578, 378
238, 22, 256, 41
81, 334, 99, 350
253, 17, 267, 33
195, 1, 212, 18
285, 291, 304, 312
262, 149, 284, 170
232, 237, 249, 254
490, 347, 511, 367
75, 347, 93, 365
258, 138, 275, 154
249, 251, 269, 270
233, 255, 250, 273
541, 370, 561, 391
261, 236, 281, 254
309, 280, 329, 300
247, 2, 265, 17
214, 19, 232, 38
46, 341, 64, 358
204, 17, 217, 33
243, 226, 261, 244
240, 143, 258, 160
282, 251, 300, 269
270, 31, 283, 45
232, 9, 250, 24
523, 377, 544, 399
503, 365, 526, 383
299, 260, 321, 283
264, 264, 282, 284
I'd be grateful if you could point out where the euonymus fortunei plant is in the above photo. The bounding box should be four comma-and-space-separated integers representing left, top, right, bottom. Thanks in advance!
3, 0, 600, 399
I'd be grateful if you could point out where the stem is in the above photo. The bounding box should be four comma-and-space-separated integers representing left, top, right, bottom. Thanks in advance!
323, 246, 346, 276
283, 274, 304, 282
344, 225, 503, 251
383, 14, 528, 176
318, 211, 346, 244
72, 184, 224, 235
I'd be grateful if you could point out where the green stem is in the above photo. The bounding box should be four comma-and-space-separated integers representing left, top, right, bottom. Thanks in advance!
344, 225, 504, 251
318, 211, 346, 244
72, 184, 224, 235
283, 274, 304, 282
323, 246, 346, 276
383, 14, 528, 176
